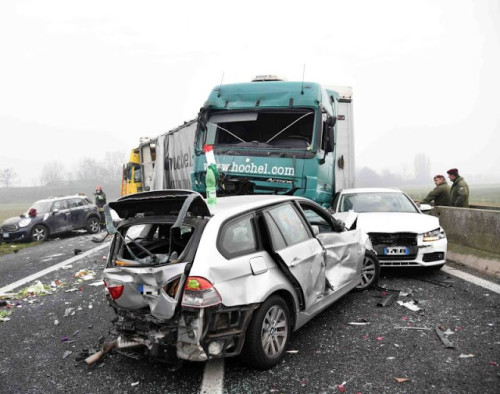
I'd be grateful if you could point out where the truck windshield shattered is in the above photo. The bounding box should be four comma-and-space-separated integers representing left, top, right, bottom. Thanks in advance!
201, 109, 315, 150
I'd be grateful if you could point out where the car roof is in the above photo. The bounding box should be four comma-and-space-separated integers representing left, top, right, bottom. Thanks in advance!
339, 188, 403, 194
36, 194, 90, 203
210, 194, 307, 219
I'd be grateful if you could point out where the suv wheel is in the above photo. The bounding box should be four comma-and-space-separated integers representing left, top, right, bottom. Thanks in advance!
242, 295, 290, 369
30, 225, 48, 242
86, 217, 100, 234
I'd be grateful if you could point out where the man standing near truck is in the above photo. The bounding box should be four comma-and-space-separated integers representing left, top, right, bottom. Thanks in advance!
422, 175, 450, 206
94, 186, 107, 227
447, 168, 469, 207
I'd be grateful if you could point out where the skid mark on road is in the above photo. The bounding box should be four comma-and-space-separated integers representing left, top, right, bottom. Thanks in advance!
442, 266, 500, 294
201, 358, 225, 394
0, 243, 110, 294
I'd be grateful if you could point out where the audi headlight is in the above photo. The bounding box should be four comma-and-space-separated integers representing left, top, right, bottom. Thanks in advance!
422, 228, 446, 242
19, 218, 32, 228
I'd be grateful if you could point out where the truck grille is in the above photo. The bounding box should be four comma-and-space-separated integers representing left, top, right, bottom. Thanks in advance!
1, 224, 18, 232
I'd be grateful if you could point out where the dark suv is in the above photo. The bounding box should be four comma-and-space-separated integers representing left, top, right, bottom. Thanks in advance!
0, 195, 101, 243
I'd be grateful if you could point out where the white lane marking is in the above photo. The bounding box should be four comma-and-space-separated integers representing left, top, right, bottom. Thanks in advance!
442, 266, 500, 295
200, 358, 225, 394
0, 243, 110, 295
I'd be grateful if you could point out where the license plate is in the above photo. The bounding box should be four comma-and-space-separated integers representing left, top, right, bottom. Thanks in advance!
3, 233, 9, 238
137, 284, 158, 295
383, 246, 409, 255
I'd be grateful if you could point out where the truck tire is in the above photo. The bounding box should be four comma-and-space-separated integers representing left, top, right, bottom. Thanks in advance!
86, 217, 100, 234
356, 250, 380, 290
242, 295, 290, 370
30, 225, 49, 242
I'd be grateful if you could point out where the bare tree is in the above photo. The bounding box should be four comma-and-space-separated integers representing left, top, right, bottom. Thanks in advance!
41, 161, 66, 185
0, 167, 17, 187
100, 151, 127, 183
74, 157, 103, 183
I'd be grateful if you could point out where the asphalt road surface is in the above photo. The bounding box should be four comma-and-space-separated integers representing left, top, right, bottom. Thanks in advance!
0, 234, 499, 393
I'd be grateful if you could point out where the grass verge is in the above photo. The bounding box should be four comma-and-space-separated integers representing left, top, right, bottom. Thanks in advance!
0, 242, 39, 256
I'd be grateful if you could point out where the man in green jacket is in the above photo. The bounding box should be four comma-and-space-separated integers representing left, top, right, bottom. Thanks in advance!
447, 168, 469, 207
422, 175, 450, 206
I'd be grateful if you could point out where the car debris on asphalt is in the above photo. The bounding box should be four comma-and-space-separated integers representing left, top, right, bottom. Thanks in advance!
435, 325, 456, 348
396, 300, 422, 312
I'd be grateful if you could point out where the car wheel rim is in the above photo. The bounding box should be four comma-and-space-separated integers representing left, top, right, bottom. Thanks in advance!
90, 220, 99, 232
360, 255, 376, 287
261, 305, 288, 358
33, 228, 45, 241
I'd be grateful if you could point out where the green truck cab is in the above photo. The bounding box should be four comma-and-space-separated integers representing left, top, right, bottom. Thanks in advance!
191, 78, 354, 208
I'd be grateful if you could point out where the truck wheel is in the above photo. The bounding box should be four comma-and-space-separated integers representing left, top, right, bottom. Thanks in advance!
30, 225, 49, 242
86, 217, 100, 234
356, 250, 380, 290
242, 295, 290, 370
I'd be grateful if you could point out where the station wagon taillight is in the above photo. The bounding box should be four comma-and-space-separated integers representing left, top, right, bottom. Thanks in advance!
181, 277, 221, 308
104, 280, 124, 300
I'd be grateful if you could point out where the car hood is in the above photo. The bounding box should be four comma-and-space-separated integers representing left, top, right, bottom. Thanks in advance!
335, 212, 440, 234
2, 216, 23, 226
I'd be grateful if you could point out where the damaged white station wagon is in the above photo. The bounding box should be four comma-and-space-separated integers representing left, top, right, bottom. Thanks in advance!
102, 190, 379, 369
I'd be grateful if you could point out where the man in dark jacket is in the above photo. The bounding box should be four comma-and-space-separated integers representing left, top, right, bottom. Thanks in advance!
447, 168, 469, 207
422, 175, 450, 206
94, 186, 107, 226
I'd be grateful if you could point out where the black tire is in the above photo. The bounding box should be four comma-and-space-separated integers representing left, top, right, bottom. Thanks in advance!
30, 225, 49, 242
242, 295, 290, 370
86, 217, 101, 234
356, 250, 380, 290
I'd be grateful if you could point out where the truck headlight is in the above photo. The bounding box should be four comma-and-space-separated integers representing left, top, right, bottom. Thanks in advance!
422, 228, 446, 242
19, 218, 32, 228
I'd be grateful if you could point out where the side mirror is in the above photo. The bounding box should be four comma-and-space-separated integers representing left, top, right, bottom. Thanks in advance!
327, 116, 337, 127
52, 209, 59, 214
419, 203, 432, 213
197, 106, 210, 132
311, 225, 320, 236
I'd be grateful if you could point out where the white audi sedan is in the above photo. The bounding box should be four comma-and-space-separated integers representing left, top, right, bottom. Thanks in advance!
101, 190, 379, 370
331, 188, 447, 269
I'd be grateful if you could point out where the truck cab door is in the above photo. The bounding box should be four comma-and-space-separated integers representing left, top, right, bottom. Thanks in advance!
263, 203, 326, 310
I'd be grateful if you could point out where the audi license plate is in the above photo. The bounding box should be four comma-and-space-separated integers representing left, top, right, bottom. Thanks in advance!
3, 233, 9, 238
383, 246, 409, 255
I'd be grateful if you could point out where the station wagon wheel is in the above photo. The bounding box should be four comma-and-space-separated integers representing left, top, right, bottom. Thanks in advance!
30, 225, 48, 242
356, 250, 380, 290
242, 295, 290, 369
86, 217, 100, 234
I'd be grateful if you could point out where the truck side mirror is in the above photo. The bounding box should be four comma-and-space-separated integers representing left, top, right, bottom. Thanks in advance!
197, 106, 210, 132
327, 116, 337, 127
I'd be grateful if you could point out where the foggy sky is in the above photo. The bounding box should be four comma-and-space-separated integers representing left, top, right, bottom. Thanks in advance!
0, 0, 499, 186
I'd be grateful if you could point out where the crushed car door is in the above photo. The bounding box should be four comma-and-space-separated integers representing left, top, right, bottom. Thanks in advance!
264, 203, 326, 310
315, 229, 364, 291
296, 201, 362, 291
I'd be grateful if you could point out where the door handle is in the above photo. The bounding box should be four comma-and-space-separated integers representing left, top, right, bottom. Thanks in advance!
290, 257, 300, 267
